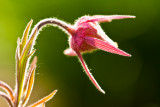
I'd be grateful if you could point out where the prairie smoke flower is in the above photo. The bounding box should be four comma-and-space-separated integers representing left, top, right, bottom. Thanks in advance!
0, 15, 135, 107
0, 16, 135, 107
64, 15, 135, 94
28, 15, 135, 94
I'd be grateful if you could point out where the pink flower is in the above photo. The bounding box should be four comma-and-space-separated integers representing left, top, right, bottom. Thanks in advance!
64, 15, 135, 94
28, 15, 135, 94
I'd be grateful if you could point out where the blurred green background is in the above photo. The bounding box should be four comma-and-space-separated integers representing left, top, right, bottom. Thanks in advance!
0, 0, 160, 107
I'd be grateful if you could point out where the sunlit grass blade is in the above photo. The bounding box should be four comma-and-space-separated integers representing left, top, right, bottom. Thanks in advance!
28, 90, 57, 107
0, 91, 14, 107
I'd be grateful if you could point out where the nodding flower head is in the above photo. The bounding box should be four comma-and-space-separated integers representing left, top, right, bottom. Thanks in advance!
62, 15, 135, 94
27, 15, 135, 94
64, 15, 135, 56
64, 15, 135, 94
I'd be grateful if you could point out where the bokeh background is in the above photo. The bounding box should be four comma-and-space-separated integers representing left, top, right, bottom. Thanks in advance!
0, 0, 160, 107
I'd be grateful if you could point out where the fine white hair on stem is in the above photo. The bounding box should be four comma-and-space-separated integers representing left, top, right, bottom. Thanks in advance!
27, 18, 73, 56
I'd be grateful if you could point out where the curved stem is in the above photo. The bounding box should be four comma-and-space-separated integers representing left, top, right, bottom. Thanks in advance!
17, 18, 74, 107
31, 18, 74, 37
27, 18, 74, 55
37, 18, 72, 31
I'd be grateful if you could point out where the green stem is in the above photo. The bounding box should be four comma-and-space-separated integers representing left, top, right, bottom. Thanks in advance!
16, 18, 72, 107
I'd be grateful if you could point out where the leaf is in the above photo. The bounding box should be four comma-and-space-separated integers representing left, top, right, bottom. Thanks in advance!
23, 56, 37, 93
22, 66, 36, 106
41, 103, 45, 107
17, 28, 38, 104
63, 48, 77, 56
0, 91, 14, 107
28, 90, 57, 107
21, 27, 38, 59
0, 81, 14, 102
20, 20, 33, 55
15, 37, 21, 106
84, 36, 131, 57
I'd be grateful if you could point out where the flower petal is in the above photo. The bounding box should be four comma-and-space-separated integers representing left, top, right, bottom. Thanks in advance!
86, 15, 135, 23
64, 48, 77, 56
84, 36, 131, 57
75, 50, 105, 94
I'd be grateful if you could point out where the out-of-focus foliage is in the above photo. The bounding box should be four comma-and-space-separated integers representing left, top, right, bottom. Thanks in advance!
0, 0, 160, 107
